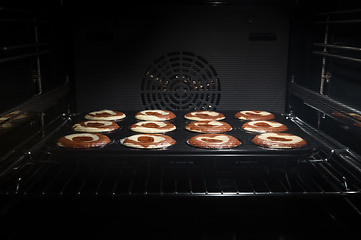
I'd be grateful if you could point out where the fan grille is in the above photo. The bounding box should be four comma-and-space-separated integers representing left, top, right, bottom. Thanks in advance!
141, 51, 221, 110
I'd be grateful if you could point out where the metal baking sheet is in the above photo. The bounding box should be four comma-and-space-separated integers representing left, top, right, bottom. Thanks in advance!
45, 110, 319, 163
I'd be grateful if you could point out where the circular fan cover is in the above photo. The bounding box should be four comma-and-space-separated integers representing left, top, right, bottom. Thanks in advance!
141, 51, 221, 111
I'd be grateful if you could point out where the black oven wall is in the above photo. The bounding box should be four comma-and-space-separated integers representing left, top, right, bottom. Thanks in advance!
72, 4, 290, 113
0, 2, 70, 114
0, 2, 72, 160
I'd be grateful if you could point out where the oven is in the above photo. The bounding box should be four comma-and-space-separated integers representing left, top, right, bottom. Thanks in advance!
1, 0, 361, 239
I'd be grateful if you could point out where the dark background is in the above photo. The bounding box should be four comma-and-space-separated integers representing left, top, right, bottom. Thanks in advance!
73, 4, 290, 112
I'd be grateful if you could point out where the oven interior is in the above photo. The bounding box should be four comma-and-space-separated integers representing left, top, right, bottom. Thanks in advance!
1, 0, 361, 239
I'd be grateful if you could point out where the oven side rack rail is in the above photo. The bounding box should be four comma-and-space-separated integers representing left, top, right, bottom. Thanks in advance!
289, 82, 361, 138
314, 8, 361, 65
0, 82, 70, 178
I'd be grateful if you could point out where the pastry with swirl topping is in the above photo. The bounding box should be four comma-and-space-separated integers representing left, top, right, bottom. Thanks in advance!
185, 111, 225, 121
186, 121, 232, 133
121, 134, 176, 149
135, 110, 176, 121
235, 111, 275, 121
130, 121, 176, 133
188, 134, 241, 149
85, 109, 126, 121
72, 120, 120, 133
57, 133, 111, 148
242, 120, 288, 133
252, 132, 307, 148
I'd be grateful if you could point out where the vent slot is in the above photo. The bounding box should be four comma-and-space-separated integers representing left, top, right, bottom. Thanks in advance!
141, 51, 221, 111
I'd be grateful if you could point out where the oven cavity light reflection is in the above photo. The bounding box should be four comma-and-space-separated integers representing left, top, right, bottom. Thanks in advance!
343, 177, 349, 191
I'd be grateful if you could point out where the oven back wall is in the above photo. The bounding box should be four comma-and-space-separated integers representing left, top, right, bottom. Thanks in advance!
73, 5, 290, 112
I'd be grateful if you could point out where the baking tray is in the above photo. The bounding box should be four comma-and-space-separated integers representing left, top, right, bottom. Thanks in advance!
45, 110, 319, 165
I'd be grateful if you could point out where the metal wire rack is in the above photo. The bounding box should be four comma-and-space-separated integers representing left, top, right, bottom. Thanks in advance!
1, 146, 360, 197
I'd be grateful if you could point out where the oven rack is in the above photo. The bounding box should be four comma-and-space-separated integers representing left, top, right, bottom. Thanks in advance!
0, 146, 360, 197
1, 107, 360, 198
